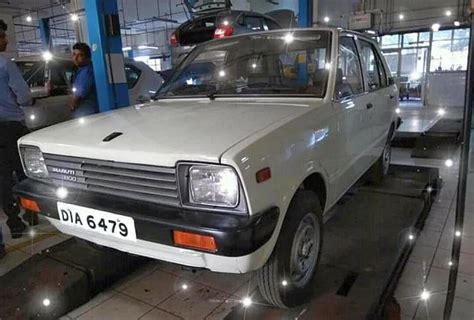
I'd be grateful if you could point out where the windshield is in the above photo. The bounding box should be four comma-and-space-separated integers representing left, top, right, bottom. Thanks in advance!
157, 30, 332, 98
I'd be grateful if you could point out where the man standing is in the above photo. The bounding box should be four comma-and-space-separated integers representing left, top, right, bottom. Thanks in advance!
70, 42, 99, 118
0, 19, 32, 238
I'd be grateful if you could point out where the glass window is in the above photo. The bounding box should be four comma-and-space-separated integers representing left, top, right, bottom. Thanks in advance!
431, 28, 469, 71
433, 30, 452, 41
359, 40, 386, 90
381, 34, 400, 49
157, 31, 332, 98
125, 64, 142, 89
453, 28, 470, 39
382, 51, 399, 76
265, 19, 280, 30
15, 61, 46, 87
243, 16, 264, 31
419, 32, 430, 44
403, 33, 418, 47
336, 37, 364, 99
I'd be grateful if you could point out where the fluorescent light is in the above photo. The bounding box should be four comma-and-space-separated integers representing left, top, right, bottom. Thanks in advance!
367, 30, 376, 35
42, 51, 53, 61
138, 45, 159, 50
432, 23, 441, 32
122, 46, 132, 51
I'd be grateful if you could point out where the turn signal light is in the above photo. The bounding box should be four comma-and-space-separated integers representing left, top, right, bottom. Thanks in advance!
173, 230, 217, 252
170, 32, 178, 46
256, 167, 272, 183
19, 197, 40, 213
214, 25, 234, 39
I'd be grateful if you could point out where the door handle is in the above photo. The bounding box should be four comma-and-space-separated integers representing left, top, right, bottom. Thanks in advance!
389, 94, 395, 99
367, 103, 374, 109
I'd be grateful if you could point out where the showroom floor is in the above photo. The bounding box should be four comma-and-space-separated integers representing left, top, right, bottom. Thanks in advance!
1, 107, 473, 320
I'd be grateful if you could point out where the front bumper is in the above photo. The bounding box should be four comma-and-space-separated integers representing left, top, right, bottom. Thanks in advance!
14, 179, 279, 267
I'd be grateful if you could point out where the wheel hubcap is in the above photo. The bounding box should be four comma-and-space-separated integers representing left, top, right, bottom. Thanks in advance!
290, 213, 320, 287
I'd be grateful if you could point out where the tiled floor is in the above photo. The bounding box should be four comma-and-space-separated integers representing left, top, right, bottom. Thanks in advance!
392, 148, 474, 319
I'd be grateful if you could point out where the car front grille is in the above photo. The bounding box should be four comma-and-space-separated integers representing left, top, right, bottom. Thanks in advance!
43, 153, 180, 207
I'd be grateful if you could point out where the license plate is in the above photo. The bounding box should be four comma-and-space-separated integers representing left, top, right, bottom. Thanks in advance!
57, 202, 137, 242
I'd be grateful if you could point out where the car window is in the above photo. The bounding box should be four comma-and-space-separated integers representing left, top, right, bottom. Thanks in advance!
358, 40, 385, 90
243, 16, 264, 31
157, 31, 332, 98
336, 37, 364, 99
265, 19, 280, 30
125, 64, 142, 89
15, 61, 46, 87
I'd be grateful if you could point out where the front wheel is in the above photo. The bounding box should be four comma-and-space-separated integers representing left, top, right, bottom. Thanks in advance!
257, 190, 323, 308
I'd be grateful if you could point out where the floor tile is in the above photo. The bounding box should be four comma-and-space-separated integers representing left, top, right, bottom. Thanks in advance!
14, 235, 67, 256
158, 262, 206, 280
158, 282, 229, 319
416, 229, 442, 249
111, 261, 161, 292
139, 307, 183, 320
399, 261, 429, 289
451, 297, 474, 319
408, 244, 437, 265
0, 249, 31, 276
395, 283, 423, 317
194, 271, 252, 295
423, 215, 447, 233
68, 290, 116, 318
119, 269, 178, 306
413, 293, 446, 320
432, 248, 474, 275
76, 292, 153, 320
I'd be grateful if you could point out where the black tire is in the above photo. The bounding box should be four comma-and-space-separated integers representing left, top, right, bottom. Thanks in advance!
368, 129, 393, 184
257, 190, 323, 308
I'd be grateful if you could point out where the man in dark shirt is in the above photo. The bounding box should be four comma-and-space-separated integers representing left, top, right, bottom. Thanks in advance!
70, 43, 99, 118
0, 20, 32, 238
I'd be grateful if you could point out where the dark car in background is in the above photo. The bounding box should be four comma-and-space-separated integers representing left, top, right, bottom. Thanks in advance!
170, 7, 295, 66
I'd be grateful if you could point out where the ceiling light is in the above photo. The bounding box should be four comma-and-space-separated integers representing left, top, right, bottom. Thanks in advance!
399, 14, 404, 20
420, 289, 431, 301
445, 159, 454, 167
432, 23, 441, 32
26, 15, 32, 23
71, 14, 79, 21
42, 298, 51, 307
454, 21, 461, 27
324, 16, 330, 23
242, 297, 252, 307
446, 10, 452, 17
42, 51, 53, 62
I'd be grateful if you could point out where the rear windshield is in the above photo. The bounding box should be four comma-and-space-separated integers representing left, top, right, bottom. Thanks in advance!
178, 16, 217, 45
15, 61, 46, 87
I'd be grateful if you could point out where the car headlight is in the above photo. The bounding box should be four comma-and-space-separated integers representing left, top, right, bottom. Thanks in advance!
189, 165, 239, 208
20, 146, 49, 178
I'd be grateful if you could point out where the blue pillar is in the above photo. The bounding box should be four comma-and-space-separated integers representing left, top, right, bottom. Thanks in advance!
127, 49, 135, 59
39, 18, 50, 50
84, 0, 129, 112
298, 0, 313, 27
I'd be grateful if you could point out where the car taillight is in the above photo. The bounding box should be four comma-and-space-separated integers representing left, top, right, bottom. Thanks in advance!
214, 25, 234, 39
170, 32, 178, 46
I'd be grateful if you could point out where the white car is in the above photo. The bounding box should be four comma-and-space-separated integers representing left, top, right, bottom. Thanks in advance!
15, 55, 163, 130
15, 28, 398, 308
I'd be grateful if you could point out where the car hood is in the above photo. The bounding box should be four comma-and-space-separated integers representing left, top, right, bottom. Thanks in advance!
20, 99, 314, 167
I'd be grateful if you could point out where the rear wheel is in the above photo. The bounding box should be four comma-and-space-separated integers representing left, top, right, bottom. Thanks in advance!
257, 190, 323, 308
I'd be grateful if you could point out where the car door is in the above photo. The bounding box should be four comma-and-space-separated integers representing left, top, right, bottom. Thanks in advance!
357, 39, 396, 164
331, 36, 374, 198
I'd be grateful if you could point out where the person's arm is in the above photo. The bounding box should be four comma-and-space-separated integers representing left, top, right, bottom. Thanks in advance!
7, 60, 32, 106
